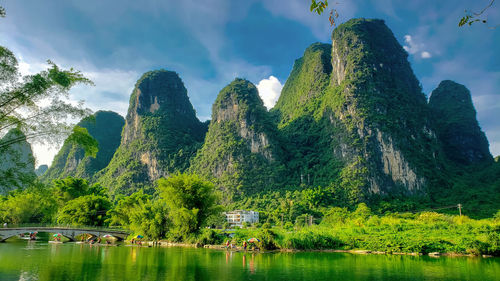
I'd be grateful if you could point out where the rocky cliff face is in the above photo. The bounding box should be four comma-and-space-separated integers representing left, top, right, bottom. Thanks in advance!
429, 80, 492, 165
273, 19, 440, 197
328, 18, 439, 194
98, 70, 207, 195
42, 111, 124, 182
0, 129, 36, 194
191, 79, 283, 200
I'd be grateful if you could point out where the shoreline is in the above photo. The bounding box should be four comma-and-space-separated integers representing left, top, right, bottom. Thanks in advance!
138, 241, 497, 258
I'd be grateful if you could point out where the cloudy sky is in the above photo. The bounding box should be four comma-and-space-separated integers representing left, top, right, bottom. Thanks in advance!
1, 0, 499, 166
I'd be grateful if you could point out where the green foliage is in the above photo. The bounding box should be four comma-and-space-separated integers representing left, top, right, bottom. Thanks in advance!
231, 208, 500, 254
53, 177, 105, 204
429, 80, 492, 165
128, 200, 170, 240
459, 1, 494, 27
107, 190, 151, 227
157, 173, 220, 239
0, 45, 92, 150
310, 0, 328, 15
0, 186, 57, 224
195, 229, 224, 245
65, 126, 98, 158
56, 194, 111, 226
43, 111, 124, 183
191, 78, 285, 200
98, 70, 206, 196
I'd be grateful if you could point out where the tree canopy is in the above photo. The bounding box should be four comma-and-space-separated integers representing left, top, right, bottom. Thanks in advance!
157, 173, 220, 238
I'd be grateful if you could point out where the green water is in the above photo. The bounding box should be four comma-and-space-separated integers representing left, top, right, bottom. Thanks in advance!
0, 241, 498, 281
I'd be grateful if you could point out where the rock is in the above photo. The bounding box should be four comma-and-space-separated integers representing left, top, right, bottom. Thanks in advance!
352, 250, 372, 254
429, 80, 492, 165
0, 129, 36, 194
273, 18, 439, 196
190, 79, 283, 201
97, 70, 207, 195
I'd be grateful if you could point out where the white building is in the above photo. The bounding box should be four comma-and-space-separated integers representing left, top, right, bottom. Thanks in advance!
225, 210, 259, 227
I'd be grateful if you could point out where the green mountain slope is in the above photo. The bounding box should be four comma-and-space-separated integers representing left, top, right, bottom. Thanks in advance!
429, 80, 492, 165
42, 111, 124, 182
272, 19, 441, 199
0, 128, 36, 194
191, 79, 285, 201
97, 70, 207, 196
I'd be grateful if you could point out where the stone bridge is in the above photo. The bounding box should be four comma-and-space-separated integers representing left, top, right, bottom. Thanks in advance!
0, 227, 130, 242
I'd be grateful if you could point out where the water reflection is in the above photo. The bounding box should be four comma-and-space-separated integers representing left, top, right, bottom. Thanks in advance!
0, 241, 498, 281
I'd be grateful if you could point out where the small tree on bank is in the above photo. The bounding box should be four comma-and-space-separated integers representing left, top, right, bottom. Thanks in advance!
157, 173, 220, 239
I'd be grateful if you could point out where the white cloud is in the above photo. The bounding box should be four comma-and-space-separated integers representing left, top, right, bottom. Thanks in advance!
31, 144, 60, 167
421, 51, 432, 59
256, 76, 283, 110
403, 34, 432, 59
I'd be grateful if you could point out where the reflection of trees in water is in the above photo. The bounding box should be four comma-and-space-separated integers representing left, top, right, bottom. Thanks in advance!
0, 243, 498, 280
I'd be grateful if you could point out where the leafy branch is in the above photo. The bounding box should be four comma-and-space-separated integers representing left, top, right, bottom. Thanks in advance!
459, 0, 498, 28
310, 0, 339, 27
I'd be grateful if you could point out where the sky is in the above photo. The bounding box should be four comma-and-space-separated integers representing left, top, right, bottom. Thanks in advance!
0, 0, 499, 166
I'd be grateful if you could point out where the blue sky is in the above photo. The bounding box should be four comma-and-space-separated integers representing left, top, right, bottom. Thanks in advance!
0, 0, 499, 165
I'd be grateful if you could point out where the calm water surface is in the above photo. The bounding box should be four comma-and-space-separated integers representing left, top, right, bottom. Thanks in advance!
0, 241, 498, 280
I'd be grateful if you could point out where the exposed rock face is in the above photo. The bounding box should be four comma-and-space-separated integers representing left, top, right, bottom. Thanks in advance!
273, 19, 440, 197
329, 18, 438, 194
191, 79, 283, 200
98, 70, 207, 195
429, 80, 492, 165
0, 129, 36, 194
42, 111, 124, 181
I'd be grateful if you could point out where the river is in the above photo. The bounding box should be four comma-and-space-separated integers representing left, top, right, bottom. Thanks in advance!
0, 241, 498, 280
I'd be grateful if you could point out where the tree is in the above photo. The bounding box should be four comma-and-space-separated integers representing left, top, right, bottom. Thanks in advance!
157, 173, 220, 238
53, 177, 90, 203
0, 187, 57, 224
126, 200, 170, 240
56, 194, 111, 226
107, 190, 152, 227
53, 177, 106, 204
0, 6, 95, 150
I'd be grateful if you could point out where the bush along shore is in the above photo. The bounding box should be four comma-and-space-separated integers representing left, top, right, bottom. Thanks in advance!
2, 174, 498, 257
127, 205, 500, 258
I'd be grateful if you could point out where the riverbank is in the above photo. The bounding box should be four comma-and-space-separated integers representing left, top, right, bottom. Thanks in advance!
125, 210, 500, 258
122, 238, 498, 258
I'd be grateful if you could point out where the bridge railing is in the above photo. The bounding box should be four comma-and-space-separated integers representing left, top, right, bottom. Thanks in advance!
1, 223, 132, 233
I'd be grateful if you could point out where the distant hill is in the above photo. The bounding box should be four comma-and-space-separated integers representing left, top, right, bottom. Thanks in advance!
42, 111, 124, 182
0, 129, 36, 194
35, 165, 48, 176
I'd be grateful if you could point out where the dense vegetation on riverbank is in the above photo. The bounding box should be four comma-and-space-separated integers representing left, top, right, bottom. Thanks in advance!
228, 205, 500, 256
1, 173, 498, 256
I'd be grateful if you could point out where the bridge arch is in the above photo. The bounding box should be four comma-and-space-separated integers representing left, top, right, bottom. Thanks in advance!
0, 227, 129, 242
